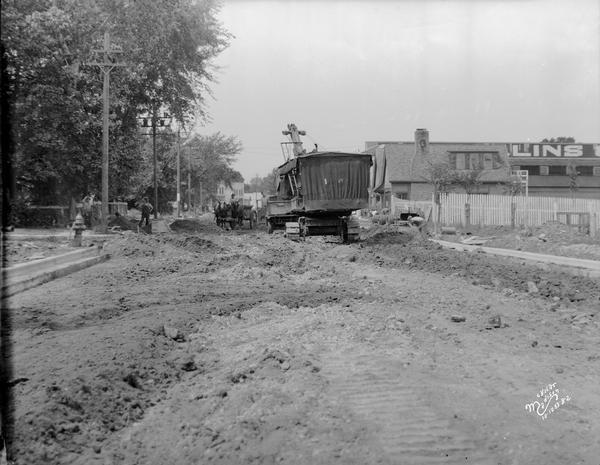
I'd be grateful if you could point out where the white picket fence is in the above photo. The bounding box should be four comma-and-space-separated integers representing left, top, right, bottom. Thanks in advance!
434, 193, 600, 233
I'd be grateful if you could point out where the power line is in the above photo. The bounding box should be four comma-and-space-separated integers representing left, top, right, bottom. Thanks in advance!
87, 31, 126, 230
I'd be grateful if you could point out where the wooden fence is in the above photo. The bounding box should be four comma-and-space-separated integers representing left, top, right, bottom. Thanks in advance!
434, 193, 600, 234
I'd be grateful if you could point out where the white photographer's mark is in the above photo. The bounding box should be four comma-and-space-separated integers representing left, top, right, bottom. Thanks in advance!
525, 383, 571, 420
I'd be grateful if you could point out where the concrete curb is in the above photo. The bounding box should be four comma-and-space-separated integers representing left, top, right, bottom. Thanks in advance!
431, 239, 600, 278
4, 233, 114, 241
6, 247, 102, 280
2, 247, 110, 297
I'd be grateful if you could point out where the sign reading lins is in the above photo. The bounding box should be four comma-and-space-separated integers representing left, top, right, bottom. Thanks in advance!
507, 144, 600, 158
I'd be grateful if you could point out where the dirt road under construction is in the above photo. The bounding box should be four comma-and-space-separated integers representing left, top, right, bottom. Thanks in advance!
7, 218, 600, 465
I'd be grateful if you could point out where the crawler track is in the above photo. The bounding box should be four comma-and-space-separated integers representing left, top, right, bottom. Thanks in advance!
325, 352, 497, 465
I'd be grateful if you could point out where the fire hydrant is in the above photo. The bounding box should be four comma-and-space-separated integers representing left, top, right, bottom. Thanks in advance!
72, 212, 86, 247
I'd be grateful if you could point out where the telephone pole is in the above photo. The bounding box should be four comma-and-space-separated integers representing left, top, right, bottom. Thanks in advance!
90, 31, 124, 231
139, 112, 171, 219
175, 124, 192, 218
152, 111, 158, 218
177, 128, 181, 218
188, 149, 192, 214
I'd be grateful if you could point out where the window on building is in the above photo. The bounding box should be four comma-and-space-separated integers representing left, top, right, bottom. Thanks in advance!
594, 166, 600, 176
520, 165, 540, 175
449, 152, 501, 170
578, 166, 594, 176
468, 153, 482, 170
483, 153, 493, 170
540, 166, 549, 176
548, 165, 566, 176
491, 153, 503, 169
395, 192, 408, 200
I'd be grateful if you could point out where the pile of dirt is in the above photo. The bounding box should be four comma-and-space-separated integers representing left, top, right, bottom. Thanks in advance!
361, 223, 425, 245
523, 221, 593, 242
170, 236, 224, 254
439, 222, 600, 261
102, 234, 179, 258
107, 215, 138, 231
169, 218, 222, 234
361, 239, 600, 308
13, 329, 184, 465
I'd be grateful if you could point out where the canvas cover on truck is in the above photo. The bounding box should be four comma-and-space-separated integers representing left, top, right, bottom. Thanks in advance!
300, 153, 371, 211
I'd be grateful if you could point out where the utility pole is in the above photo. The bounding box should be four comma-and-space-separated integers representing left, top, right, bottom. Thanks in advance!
188, 150, 192, 215
176, 128, 181, 218
199, 181, 203, 214
175, 124, 192, 218
90, 31, 124, 231
152, 111, 158, 219
140, 112, 170, 219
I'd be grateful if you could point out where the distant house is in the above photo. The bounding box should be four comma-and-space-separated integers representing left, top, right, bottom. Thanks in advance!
365, 129, 600, 212
215, 181, 244, 203
243, 192, 265, 209
365, 129, 511, 212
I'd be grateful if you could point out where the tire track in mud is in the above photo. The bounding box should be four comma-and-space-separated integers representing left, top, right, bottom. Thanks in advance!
324, 352, 498, 465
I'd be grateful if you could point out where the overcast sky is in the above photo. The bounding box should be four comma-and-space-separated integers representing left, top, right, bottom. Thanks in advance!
200, 0, 600, 181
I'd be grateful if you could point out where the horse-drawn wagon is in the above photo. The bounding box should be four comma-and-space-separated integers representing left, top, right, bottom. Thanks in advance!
214, 201, 256, 230
240, 204, 257, 229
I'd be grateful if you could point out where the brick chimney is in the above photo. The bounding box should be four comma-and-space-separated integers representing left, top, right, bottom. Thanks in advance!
415, 128, 429, 156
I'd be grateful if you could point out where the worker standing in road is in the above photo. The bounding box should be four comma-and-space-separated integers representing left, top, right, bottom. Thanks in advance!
138, 197, 153, 228
82, 193, 93, 227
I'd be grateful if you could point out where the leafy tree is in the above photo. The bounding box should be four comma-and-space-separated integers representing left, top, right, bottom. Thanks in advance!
452, 169, 484, 198
423, 159, 491, 228
120, 129, 244, 213
2, 0, 231, 207
502, 173, 526, 197
421, 161, 456, 233
422, 161, 455, 203
452, 169, 486, 227
125, 129, 180, 213
181, 132, 243, 208
245, 168, 278, 195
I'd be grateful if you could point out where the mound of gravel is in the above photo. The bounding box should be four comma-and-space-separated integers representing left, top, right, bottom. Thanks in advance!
108, 215, 139, 231
361, 224, 425, 245
169, 218, 222, 234
170, 236, 224, 253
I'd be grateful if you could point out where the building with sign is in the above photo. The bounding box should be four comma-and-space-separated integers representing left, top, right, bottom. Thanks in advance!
507, 143, 600, 198
365, 129, 511, 210
365, 130, 600, 210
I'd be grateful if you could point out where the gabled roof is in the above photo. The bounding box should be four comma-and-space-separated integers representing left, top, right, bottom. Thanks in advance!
376, 142, 511, 184
386, 143, 418, 182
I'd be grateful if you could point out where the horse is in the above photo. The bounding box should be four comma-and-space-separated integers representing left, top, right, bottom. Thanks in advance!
230, 200, 244, 228
215, 202, 234, 229
214, 202, 223, 226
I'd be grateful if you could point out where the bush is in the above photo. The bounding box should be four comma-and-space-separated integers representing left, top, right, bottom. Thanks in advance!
3, 197, 28, 228
12, 203, 69, 228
